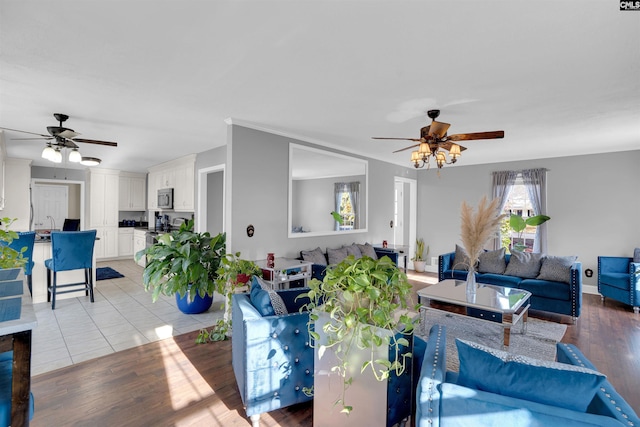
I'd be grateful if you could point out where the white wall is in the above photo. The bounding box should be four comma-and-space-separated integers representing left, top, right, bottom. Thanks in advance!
3, 158, 32, 231
417, 149, 640, 290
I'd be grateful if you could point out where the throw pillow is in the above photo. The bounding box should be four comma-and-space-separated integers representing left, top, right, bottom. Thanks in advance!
343, 243, 363, 259
327, 246, 349, 265
634, 248, 640, 263
503, 251, 544, 278
537, 255, 578, 284
452, 244, 471, 271
300, 247, 327, 265
357, 243, 378, 260
249, 276, 289, 316
455, 339, 605, 412
478, 248, 507, 274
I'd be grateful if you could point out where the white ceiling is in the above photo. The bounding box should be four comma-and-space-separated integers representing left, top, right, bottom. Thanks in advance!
1, 1, 639, 174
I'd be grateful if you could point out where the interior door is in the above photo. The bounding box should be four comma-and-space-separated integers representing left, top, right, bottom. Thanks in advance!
393, 181, 405, 247
33, 184, 68, 231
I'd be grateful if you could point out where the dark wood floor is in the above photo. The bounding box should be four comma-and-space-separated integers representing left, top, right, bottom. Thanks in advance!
30, 277, 640, 426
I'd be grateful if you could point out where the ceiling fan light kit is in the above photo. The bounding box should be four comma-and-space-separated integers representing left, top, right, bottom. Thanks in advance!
373, 109, 504, 170
1, 113, 117, 167
80, 157, 101, 166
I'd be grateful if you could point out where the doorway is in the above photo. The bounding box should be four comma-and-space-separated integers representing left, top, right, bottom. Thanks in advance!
394, 177, 417, 270
31, 179, 84, 231
197, 164, 225, 234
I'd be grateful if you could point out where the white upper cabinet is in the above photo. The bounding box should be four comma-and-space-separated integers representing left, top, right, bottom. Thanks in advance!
119, 172, 147, 211
147, 154, 196, 212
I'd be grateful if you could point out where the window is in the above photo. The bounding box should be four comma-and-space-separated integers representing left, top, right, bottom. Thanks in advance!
338, 192, 355, 230
492, 168, 548, 253
334, 181, 360, 231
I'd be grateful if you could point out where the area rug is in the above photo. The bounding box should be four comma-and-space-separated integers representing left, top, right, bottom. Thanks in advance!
417, 310, 567, 371
96, 267, 125, 281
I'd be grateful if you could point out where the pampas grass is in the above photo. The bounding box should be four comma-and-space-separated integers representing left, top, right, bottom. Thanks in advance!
460, 196, 505, 269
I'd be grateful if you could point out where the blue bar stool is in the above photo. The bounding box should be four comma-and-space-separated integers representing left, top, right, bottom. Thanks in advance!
45, 230, 97, 310
2, 231, 36, 295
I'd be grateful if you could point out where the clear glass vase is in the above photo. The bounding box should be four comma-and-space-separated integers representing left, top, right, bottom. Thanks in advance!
466, 267, 477, 303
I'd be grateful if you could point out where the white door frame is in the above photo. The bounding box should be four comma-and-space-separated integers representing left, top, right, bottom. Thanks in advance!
196, 164, 226, 233
394, 176, 417, 270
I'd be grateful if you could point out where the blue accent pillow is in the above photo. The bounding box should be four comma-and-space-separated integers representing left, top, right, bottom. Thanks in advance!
250, 277, 275, 316
455, 339, 605, 412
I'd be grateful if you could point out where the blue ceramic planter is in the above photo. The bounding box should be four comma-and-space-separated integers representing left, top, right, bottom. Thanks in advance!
175, 290, 213, 314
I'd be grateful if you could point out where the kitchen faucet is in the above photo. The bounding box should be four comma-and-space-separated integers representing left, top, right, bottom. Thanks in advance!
47, 215, 56, 231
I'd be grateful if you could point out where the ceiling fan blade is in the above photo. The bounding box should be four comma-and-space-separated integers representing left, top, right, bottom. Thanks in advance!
73, 138, 118, 147
11, 137, 54, 141
60, 139, 79, 149
372, 137, 422, 142
428, 121, 450, 138
439, 141, 467, 152
392, 143, 420, 153
0, 127, 51, 138
447, 130, 504, 141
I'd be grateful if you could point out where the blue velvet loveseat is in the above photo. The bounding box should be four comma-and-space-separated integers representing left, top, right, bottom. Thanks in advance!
300, 243, 398, 281
439, 247, 582, 322
415, 325, 639, 427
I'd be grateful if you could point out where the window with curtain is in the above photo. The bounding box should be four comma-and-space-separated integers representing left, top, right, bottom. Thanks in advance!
492, 168, 548, 253
334, 182, 359, 231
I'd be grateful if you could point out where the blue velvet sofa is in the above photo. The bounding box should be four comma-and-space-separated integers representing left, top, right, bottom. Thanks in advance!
300, 244, 399, 281
439, 250, 582, 321
232, 287, 313, 426
415, 325, 639, 427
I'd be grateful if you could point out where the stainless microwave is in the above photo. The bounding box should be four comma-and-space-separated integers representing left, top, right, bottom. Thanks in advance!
158, 188, 174, 209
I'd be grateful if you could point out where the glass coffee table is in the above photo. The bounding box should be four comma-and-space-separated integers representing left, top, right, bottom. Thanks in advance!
417, 279, 531, 348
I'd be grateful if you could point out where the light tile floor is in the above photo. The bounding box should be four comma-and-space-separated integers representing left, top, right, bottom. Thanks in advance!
31, 259, 225, 376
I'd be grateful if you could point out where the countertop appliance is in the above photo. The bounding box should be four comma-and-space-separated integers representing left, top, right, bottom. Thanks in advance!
157, 188, 174, 210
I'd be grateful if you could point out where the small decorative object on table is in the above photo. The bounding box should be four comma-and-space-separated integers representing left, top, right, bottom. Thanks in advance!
267, 252, 275, 268
460, 196, 505, 297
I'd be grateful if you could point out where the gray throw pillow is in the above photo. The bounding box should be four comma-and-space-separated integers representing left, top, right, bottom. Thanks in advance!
452, 244, 471, 271
357, 243, 378, 260
634, 248, 640, 263
343, 244, 363, 259
478, 248, 507, 274
301, 247, 327, 265
504, 251, 544, 279
327, 247, 349, 265
537, 255, 578, 284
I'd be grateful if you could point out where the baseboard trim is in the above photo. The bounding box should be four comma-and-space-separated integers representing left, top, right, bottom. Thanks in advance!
583, 284, 598, 295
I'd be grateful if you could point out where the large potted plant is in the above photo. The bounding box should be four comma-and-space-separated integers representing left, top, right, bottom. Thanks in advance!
411, 237, 428, 273
0, 217, 27, 270
300, 255, 417, 426
136, 219, 225, 314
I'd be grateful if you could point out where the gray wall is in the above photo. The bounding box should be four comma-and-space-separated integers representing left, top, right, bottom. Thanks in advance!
417, 149, 640, 290
31, 166, 87, 181
227, 125, 417, 260
207, 170, 224, 235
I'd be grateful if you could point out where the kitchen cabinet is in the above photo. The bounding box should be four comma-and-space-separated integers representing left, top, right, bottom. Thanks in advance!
147, 154, 196, 212
118, 228, 134, 257
88, 169, 119, 260
133, 229, 147, 267
119, 172, 146, 211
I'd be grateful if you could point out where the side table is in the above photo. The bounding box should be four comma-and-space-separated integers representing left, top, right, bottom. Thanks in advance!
254, 258, 313, 290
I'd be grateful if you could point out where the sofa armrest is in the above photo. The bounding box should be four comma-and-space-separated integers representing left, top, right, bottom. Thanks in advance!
416, 324, 447, 427
438, 252, 455, 281
556, 343, 640, 425
311, 264, 327, 281
569, 261, 582, 319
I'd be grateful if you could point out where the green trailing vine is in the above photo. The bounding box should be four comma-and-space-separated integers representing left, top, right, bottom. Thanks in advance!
298, 255, 418, 414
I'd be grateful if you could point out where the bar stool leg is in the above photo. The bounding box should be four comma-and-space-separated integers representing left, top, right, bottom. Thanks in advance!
51, 272, 57, 310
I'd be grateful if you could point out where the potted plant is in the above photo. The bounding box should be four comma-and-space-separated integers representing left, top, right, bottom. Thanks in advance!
300, 255, 417, 425
411, 238, 428, 273
508, 213, 551, 252
136, 219, 225, 314
0, 217, 27, 270
214, 252, 261, 325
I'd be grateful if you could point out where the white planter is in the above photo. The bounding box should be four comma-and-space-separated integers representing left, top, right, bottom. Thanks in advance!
413, 260, 426, 273
313, 312, 409, 427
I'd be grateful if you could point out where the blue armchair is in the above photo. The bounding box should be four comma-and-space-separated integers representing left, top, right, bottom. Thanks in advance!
598, 256, 640, 313
232, 287, 313, 427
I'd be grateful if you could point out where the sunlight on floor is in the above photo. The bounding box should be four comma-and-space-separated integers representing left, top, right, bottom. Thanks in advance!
160, 338, 216, 411
155, 325, 175, 339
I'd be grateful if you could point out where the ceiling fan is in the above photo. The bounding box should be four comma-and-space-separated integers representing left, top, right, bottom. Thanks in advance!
372, 109, 504, 169
0, 113, 117, 165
